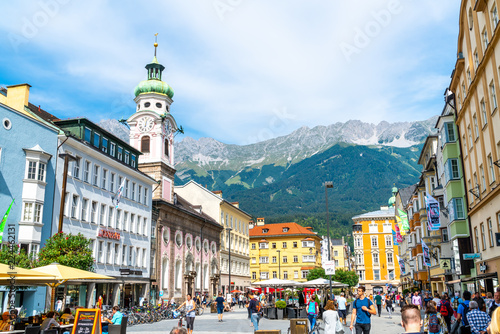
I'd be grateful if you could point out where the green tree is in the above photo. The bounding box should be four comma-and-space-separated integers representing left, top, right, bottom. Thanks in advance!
306, 267, 327, 281
37, 232, 94, 271
332, 268, 359, 287
0, 246, 36, 268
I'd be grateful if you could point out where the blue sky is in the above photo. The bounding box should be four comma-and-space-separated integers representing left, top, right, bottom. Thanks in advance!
0, 1, 459, 145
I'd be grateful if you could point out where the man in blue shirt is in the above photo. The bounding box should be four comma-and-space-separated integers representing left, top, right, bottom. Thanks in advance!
350, 286, 377, 334
103, 306, 123, 334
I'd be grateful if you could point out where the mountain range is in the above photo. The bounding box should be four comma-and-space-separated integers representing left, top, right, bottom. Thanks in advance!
100, 117, 437, 237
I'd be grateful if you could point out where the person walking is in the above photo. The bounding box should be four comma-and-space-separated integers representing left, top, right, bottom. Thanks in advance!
487, 307, 500, 334
452, 292, 464, 313
374, 292, 382, 317
439, 293, 453, 333
307, 294, 319, 331
337, 292, 348, 325
423, 301, 448, 334
384, 295, 393, 319
466, 301, 491, 334
350, 286, 376, 334
215, 292, 225, 322
249, 293, 261, 330
175, 294, 196, 334
456, 291, 472, 334
423, 292, 432, 309
323, 300, 341, 334
412, 292, 422, 310
489, 291, 500, 317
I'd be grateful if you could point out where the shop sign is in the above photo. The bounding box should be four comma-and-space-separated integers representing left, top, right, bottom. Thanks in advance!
439, 258, 452, 270
373, 286, 384, 294
323, 260, 335, 275
120, 269, 130, 275
463, 253, 481, 260
71, 308, 102, 334
98, 228, 120, 240
479, 262, 488, 273
119, 269, 142, 276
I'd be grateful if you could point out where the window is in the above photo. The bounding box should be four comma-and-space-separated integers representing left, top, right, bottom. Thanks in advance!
491, 81, 498, 110
93, 133, 100, 148
251, 257, 256, 264
283, 256, 288, 263
100, 204, 106, 226
101, 169, 107, 190
488, 218, 494, 247
27, 161, 37, 179
385, 235, 392, 247
116, 210, 121, 230
114, 244, 120, 265
272, 271, 277, 279
373, 253, 379, 264
125, 151, 130, 164
357, 270, 365, 281
475, 227, 480, 253
110, 143, 116, 157
272, 256, 277, 263
493, 6, 499, 27
102, 137, 108, 153
164, 138, 169, 156
371, 236, 378, 248
251, 243, 256, 250
107, 242, 112, 264
468, 125, 473, 148
387, 252, 393, 264
129, 246, 133, 266
91, 201, 97, 223
283, 271, 288, 279
84, 127, 91, 142
117, 146, 123, 160
73, 157, 80, 179
122, 245, 127, 266
301, 271, 309, 279
481, 100, 488, 126
480, 165, 486, 191
71, 195, 78, 219
81, 198, 88, 221
474, 50, 479, 69
84, 161, 90, 182
483, 29, 489, 50
124, 212, 129, 231
260, 272, 269, 279
302, 240, 314, 247
467, 68, 472, 85
110, 173, 115, 192
293, 242, 298, 248
293, 255, 298, 263
144, 188, 148, 204
98, 241, 103, 263
355, 237, 362, 248
356, 254, 363, 264
108, 207, 114, 228
252, 272, 256, 280
132, 182, 136, 201
488, 155, 496, 183
141, 136, 150, 153
473, 114, 479, 139
282, 242, 287, 248
388, 270, 395, 280
271, 242, 276, 249
334, 250, 338, 257
93, 165, 99, 186
373, 269, 380, 280
259, 242, 268, 249
131, 155, 136, 168
138, 185, 142, 203
481, 223, 486, 250
445, 159, 460, 183
302, 255, 316, 262
294, 271, 299, 279
441, 227, 449, 242
125, 180, 129, 198
463, 82, 466, 97
131, 214, 135, 233
259, 257, 269, 263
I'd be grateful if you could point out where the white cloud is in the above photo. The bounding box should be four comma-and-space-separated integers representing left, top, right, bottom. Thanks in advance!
0, 0, 459, 144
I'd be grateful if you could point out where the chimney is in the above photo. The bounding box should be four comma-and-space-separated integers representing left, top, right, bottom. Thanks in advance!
4, 84, 31, 112
249, 221, 255, 229
305, 227, 314, 231
213, 190, 223, 198
256, 218, 265, 226
231, 201, 239, 208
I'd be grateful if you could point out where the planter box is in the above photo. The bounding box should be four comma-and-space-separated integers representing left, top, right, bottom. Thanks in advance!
287, 308, 297, 319
268, 307, 277, 319
277, 308, 284, 320
299, 308, 307, 318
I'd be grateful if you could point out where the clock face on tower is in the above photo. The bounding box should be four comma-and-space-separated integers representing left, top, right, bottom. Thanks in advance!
164, 119, 172, 135
137, 116, 154, 133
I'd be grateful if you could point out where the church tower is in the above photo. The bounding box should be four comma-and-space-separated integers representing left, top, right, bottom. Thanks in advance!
128, 39, 177, 202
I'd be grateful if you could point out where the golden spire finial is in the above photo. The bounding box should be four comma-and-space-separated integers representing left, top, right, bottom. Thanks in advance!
154, 33, 158, 57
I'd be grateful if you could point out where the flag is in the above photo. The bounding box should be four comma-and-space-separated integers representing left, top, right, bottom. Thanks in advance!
392, 230, 399, 245
425, 194, 440, 231
394, 223, 403, 243
399, 222, 406, 236
0, 199, 14, 243
396, 255, 405, 275
112, 178, 126, 209
422, 240, 431, 266
398, 209, 410, 231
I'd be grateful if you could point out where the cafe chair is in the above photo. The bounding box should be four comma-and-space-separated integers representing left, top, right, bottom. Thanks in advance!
120, 316, 128, 334
108, 325, 121, 334
25, 325, 41, 334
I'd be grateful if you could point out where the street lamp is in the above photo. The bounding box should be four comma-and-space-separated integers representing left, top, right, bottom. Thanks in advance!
277, 250, 281, 279
324, 181, 334, 299
58, 153, 77, 233
226, 227, 232, 294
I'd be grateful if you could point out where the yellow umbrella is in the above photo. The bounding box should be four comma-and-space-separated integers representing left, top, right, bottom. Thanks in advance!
0, 263, 55, 278
31, 263, 114, 311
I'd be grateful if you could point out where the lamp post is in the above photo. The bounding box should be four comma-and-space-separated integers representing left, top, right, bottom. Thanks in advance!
277, 250, 281, 279
226, 227, 232, 294
58, 153, 77, 233
324, 181, 334, 299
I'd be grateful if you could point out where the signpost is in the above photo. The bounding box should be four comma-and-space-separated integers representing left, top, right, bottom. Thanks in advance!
71, 309, 102, 334
439, 258, 451, 270
463, 253, 481, 260
323, 260, 336, 276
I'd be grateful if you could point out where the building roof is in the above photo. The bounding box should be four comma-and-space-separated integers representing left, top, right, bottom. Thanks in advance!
398, 184, 417, 207
250, 222, 318, 238
352, 207, 395, 221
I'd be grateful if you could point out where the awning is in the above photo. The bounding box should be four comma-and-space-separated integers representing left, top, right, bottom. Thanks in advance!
446, 279, 461, 284
460, 272, 498, 282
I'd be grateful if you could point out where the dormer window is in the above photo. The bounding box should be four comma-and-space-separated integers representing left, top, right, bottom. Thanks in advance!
283, 227, 289, 232
262, 229, 269, 233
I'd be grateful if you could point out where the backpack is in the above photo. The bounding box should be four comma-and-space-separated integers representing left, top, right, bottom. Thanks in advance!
428, 313, 441, 333
440, 300, 449, 317
354, 298, 372, 318
459, 302, 470, 326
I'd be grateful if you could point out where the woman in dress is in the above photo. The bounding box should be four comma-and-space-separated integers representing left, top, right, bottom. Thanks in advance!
323, 300, 341, 334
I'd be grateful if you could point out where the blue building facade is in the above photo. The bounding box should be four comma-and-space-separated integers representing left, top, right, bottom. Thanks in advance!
0, 85, 60, 315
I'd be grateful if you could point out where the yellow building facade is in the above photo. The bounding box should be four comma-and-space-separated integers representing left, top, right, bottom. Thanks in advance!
249, 219, 322, 282
352, 207, 401, 295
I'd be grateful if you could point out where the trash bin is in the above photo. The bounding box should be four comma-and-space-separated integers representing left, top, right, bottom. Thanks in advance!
289, 319, 308, 334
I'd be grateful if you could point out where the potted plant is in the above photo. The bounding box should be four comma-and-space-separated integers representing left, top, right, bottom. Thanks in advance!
275, 301, 286, 319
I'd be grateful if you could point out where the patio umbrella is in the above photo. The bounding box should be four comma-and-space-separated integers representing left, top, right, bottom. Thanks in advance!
231, 290, 242, 293
31, 263, 114, 311
299, 278, 348, 288
0, 263, 56, 278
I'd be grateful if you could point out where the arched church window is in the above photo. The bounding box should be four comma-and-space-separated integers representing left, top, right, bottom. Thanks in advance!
141, 136, 150, 153
156, 103, 162, 108
164, 138, 169, 156
144, 102, 151, 108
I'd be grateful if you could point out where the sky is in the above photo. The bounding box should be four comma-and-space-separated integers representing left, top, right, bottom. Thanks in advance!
0, 0, 460, 145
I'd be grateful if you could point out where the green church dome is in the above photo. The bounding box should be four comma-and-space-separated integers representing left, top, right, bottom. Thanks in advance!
134, 79, 174, 98
388, 196, 396, 206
